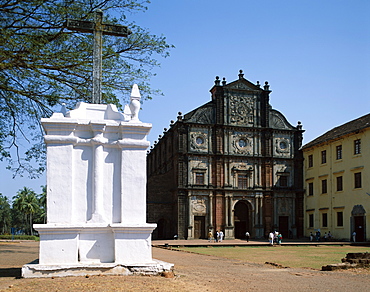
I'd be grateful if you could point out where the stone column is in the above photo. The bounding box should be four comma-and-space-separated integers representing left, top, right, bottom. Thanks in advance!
43, 121, 78, 224
187, 191, 193, 239
273, 195, 278, 230
209, 192, 213, 230
254, 193, 264, 238
90, 123, 107, 223
225, 195, 234, 239
119, 124, 150, 225
225, 195, 229, 227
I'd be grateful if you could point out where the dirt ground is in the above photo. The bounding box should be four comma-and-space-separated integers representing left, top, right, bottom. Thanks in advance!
1, 241, 370, 292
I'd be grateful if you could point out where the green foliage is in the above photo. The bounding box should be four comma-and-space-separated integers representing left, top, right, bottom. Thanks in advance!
12, 187, 39, 235
0, 0, 173, 177
0, 193, 12, 234
0, 234, 39, 241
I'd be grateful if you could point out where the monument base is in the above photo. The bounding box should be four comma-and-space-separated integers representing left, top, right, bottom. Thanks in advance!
22, 259, 174, 278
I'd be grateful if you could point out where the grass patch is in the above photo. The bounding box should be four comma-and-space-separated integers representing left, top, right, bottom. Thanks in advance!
177, 245, 370, 270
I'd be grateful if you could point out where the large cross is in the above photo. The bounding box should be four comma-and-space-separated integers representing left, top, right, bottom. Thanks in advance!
65, 10, 132, 104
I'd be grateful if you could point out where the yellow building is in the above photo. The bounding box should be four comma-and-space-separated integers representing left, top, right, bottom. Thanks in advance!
302, 114, 370, 242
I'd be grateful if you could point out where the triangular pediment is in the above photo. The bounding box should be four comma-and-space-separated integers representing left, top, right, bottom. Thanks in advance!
225, 78, 261, 92
183, 102, 214, 124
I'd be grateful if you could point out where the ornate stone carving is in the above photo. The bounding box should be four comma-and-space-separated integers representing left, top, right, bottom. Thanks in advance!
190, 131, 208, 151
229, 82, 256, 91
270, 110, 293, 130
186, 105, 214, 124
229, 95, 255, 125
232, 132, 253, 154
278, 198, 291, 215
192, 197, 207, 214
275, 137, 290, 155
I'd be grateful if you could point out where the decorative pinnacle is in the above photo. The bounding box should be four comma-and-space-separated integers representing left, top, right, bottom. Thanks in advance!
215, 76, 220, 86
222, 77, 226, 86
238, 70, 244, 79
130, 84, 141, 100
264, 81, 270, 91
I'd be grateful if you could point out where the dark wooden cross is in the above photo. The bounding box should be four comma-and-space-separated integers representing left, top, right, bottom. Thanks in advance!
65, 10, 132, 104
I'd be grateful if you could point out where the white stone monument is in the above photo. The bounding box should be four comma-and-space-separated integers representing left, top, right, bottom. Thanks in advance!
22, 85, 173, 277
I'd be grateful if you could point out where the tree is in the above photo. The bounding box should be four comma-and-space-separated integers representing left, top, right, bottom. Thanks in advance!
0, 0, 173, 177
12, 187, 39, 235
35, 185, 47, 224
0, 193, 11, 234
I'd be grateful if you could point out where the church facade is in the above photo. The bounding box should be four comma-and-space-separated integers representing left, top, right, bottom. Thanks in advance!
147, 71, 305, 240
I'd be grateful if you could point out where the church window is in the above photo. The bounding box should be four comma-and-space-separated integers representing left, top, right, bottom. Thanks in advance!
195, 172, 205, 185
354, 139, 361, 155
279, 175, 288, 187
196, 136, 204, 145
279, 141, 287, 149
238, 174, 248, 189
238, 139, 247, 148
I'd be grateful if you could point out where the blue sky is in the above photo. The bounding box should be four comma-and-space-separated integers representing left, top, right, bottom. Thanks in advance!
1, 0, 369, 198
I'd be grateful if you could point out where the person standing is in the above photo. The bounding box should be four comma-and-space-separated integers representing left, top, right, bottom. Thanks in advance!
219, 230, 224, 242
268, 231, 274, 246
309, 232, 313, 242
352, 231, 356, 242
274, 231, 279, 244
208, 231, 213, 242
277, 233, 282, 245
245, 231, 250, 242
215, 230, 219, 242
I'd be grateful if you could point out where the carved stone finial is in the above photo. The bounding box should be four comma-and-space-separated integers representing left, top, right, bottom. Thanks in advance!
214, 76, 220, 86
129, 84, 141, 121
222, 77, 226, 86
297, 121, 302, 130
264, 81, 270, 91
177, 112, 183, 121
238, 70, 244, 79
170, 120, 174, 126
256, 81, 260, 88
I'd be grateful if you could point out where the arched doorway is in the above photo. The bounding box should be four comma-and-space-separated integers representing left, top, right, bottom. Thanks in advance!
352, 205, 366, 242
234, 201, 251, 239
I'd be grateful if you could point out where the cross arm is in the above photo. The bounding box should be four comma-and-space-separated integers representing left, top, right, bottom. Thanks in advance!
65, 19, 94, 33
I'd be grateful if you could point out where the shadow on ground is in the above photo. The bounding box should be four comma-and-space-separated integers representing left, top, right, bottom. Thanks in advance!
0, 268, 21, 278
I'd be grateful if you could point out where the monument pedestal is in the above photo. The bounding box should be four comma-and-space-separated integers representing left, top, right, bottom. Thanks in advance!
23, 224, 173, 278
23, 89, 173, 278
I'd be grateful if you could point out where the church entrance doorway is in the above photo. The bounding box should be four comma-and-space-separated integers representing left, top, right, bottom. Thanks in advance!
279, 216, 289, 239
234, 201, 250, 239
194, 216, 206, 239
